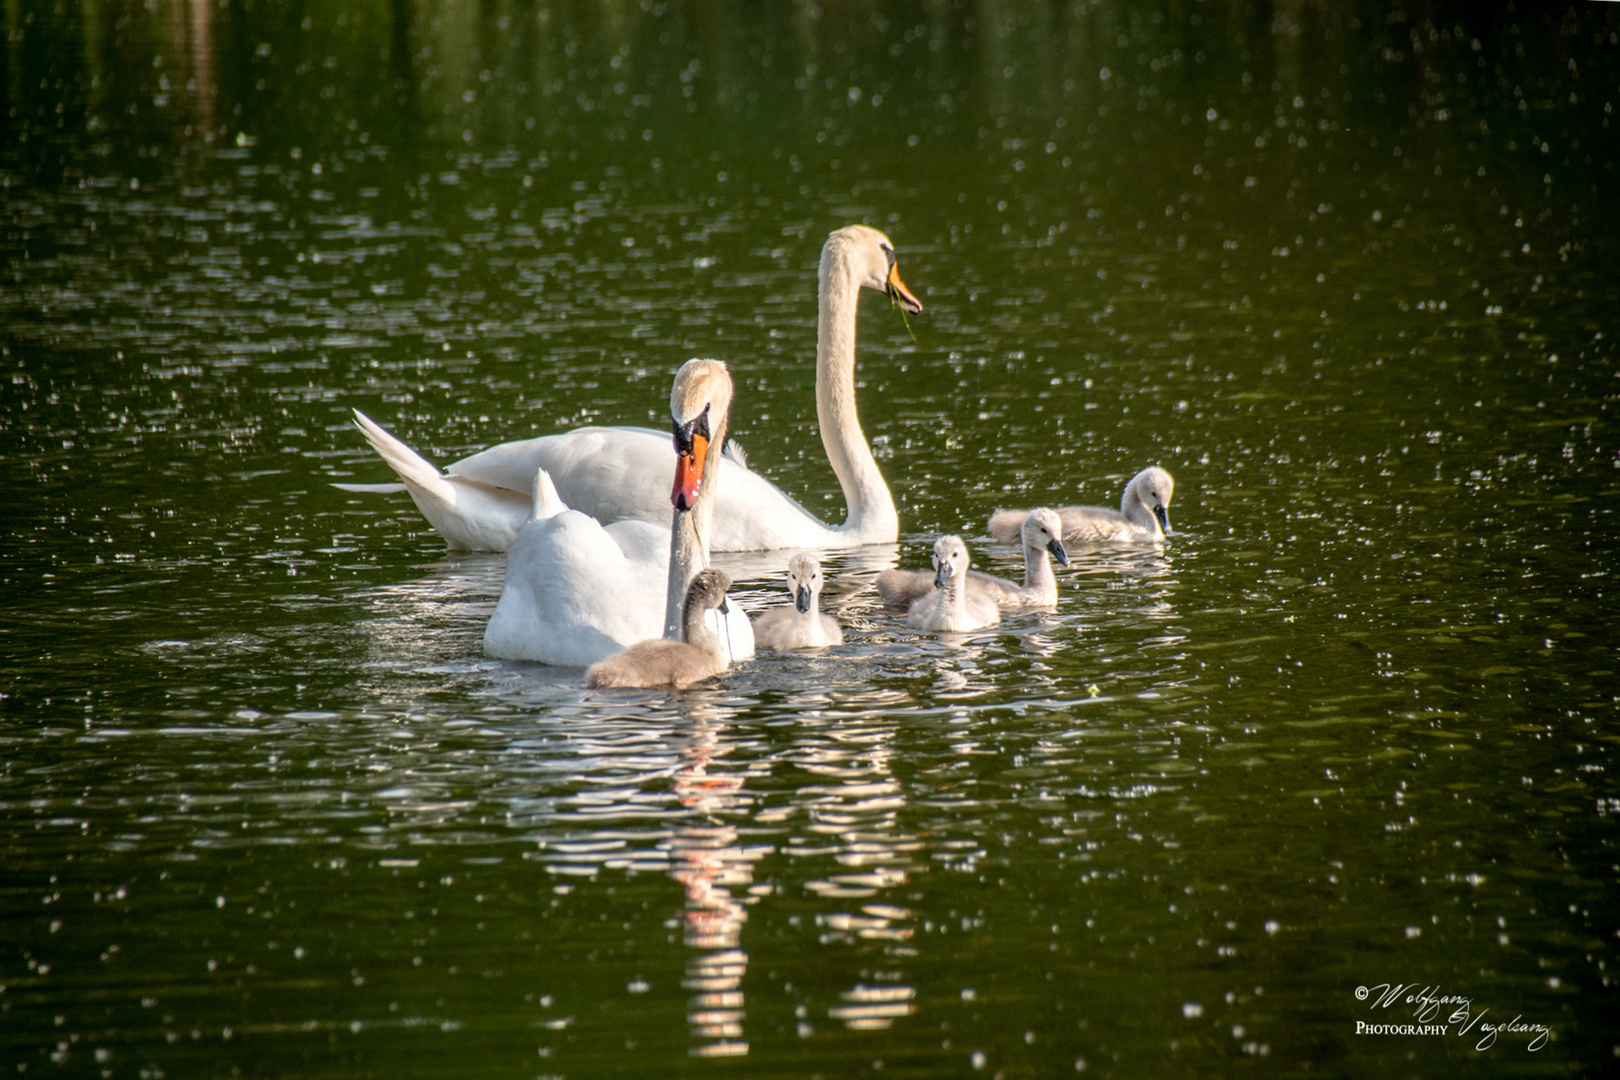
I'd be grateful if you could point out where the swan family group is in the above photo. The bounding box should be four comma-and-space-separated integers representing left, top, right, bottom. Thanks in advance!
336, 225, 1175, 689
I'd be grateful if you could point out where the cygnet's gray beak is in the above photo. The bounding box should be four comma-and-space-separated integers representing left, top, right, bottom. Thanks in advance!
1154, 505, 1171, 536
1048, 538, 1070, 566
795, 585, 813, 614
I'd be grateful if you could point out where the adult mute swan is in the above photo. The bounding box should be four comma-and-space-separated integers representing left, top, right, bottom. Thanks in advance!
586, 570, 734, 690
482, 359, 754, 667
988, 467, 1174, 546
753, 554, 843, 650
335, 223, 922, 552
901, 536, 1001, 632
878, 508, 1069, 610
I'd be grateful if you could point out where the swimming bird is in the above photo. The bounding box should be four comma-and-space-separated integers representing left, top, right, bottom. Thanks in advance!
901, 535, 1001, 632
753, 554, 843, 649
987, 466, 1174, 546
335, 224, 922, 552
482, 359, 754, 667
586, 570, 735, 689
878, 508, 1069, 610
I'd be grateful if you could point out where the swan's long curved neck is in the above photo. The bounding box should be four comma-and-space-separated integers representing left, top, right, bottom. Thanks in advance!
663, 416, 726, 639
664, 512, 703, 639
817, 256, 899, 542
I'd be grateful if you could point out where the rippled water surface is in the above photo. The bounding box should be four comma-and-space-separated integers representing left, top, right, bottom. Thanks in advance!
3, 1, 1617, 1076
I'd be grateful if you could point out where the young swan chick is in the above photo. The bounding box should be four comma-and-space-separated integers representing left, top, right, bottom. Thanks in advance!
902, 535, 1001, 632
878, 508, 1069, 610
753, 554, 843, 649
988, 466, 1174, 546
586, 569, 734, 689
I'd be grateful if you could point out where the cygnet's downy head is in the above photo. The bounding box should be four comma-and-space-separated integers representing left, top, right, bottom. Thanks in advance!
683, 568, 732, 620
1022, 508, 1070, 566
786, 554, 823, 614
931, 535, 971, 589
1125, 466, 1175, 536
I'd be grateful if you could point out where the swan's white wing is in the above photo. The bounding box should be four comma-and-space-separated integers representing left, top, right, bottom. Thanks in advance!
705, 467, 849, 551
483, 510, 666, 666
448, 427, 675, 525
604, 519, 670, 565
712, 601, 754, 662
1056, 505, 1145, 543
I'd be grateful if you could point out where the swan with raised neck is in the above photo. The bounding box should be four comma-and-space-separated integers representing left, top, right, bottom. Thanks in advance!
336, 224, 921, 552
482, 359, 753, 667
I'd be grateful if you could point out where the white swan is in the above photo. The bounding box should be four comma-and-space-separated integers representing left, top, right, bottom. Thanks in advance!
753, 554, 843, 650
335, 224, 922, 552
586, 570, 734, 690
482, 359, 754, 667
878, 508, 1069, 610
988, 466, 1174, 546
902, 536, 1001, 632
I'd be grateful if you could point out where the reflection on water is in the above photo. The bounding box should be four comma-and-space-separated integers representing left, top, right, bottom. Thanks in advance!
668, 703, 754, 1058
3, 0, 1617, 1076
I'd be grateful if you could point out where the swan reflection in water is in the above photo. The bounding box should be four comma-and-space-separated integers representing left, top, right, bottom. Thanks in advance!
665, 693, 928, 1053
666, 697, 759, 1058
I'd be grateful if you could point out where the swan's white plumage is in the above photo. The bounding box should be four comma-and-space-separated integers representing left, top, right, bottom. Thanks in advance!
482, 490, 669, 667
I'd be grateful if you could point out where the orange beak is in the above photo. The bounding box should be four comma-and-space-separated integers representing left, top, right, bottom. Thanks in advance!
886, 261, 923, 314
671, 432, 708, 511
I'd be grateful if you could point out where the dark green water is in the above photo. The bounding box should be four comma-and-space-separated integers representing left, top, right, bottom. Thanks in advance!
3, 1, 1617, 1076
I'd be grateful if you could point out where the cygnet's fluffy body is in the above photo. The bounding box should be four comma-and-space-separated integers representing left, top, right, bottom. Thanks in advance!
753, 555, 843, 650
988, 466, 1174, 546
878, 509, 1069, 610
586, 570, 734, 689
900, 536, 1001, 632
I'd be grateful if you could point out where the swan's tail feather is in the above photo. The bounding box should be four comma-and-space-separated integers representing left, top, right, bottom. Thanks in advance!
337, 409, 532, 550
530, 468, 568, 522
349, 409, 458, 500
346, 409, 509, 549
331, 481, 407, 494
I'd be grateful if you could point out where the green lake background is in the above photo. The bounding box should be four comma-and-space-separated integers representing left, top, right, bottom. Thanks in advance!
2, 1, 1617, 1076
